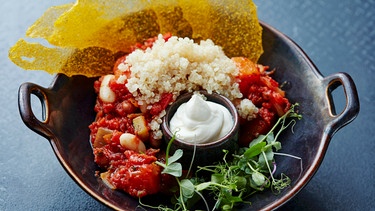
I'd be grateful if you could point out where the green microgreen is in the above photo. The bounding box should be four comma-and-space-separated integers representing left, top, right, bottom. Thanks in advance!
146, 103, 302, 211
155, 134, 183, 177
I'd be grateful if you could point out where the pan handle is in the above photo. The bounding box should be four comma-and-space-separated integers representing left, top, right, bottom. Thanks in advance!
323, 72, 360, 136
18, 82, 53, 140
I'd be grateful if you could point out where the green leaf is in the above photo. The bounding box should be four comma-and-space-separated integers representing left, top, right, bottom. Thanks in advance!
244, 141, 266, 159
249, 135, 266, 148
180, 179, 195, 198
221, 189, 243, 203
162, 162, 182, 177
195, 182, 212, 191
234, 176, 247, 189
222, 204, 232, 211
258, 149, 274, 169
244, 167, 252, 174
227, 195, 243, 203
266, 132, 275, 144
252, 172, 265, 186
272, 141, 282, 151
263, 149, 274, 161
211, 174, 224, 183
167, 149, 183, 165
236, 157, 247, 170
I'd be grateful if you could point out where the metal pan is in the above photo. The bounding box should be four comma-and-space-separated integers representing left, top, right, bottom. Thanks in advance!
18, 21, 360, 210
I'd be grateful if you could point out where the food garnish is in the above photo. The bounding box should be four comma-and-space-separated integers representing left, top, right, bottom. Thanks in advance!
143, 104, 302, 210
8, 0, 262, 77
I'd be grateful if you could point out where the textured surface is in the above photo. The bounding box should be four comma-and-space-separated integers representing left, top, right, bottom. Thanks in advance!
1, 0, 374, 210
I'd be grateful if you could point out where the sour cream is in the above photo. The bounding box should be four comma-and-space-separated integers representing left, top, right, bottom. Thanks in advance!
170, 94, 233, 144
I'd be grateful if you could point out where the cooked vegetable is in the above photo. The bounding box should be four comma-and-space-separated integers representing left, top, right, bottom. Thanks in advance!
99, 75, 116, 103
93, 127, 113, 148
132, 115, 150, 141
119, 133, 146, 153
233, 57, 291, 146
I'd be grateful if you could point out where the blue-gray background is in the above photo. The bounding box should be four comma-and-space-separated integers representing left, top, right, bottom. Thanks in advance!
1, 1, 374, 210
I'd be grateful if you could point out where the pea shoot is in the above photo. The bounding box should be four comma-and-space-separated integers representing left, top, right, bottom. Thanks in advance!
142, 104, 302, 211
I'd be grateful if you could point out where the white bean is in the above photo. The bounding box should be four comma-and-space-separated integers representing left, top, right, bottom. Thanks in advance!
119, 133, 146, 153
99, 74, 116, 103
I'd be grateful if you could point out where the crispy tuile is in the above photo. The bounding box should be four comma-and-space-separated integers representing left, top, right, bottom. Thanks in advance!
9, 0, 263, 77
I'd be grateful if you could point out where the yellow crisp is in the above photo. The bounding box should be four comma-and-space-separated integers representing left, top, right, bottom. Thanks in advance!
9, 0, 263, 77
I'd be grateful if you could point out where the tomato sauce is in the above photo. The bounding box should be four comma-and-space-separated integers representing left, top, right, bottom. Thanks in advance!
109, 150, 161, 197
234, 57, 291, 146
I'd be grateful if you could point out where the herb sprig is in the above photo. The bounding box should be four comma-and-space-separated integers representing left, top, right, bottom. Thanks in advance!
143, 104, 302, 211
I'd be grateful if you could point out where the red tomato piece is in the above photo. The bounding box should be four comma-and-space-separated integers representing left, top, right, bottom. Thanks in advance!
239, 117, 271, 147
109, 150, 161, 198
150, 93, 173, 115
